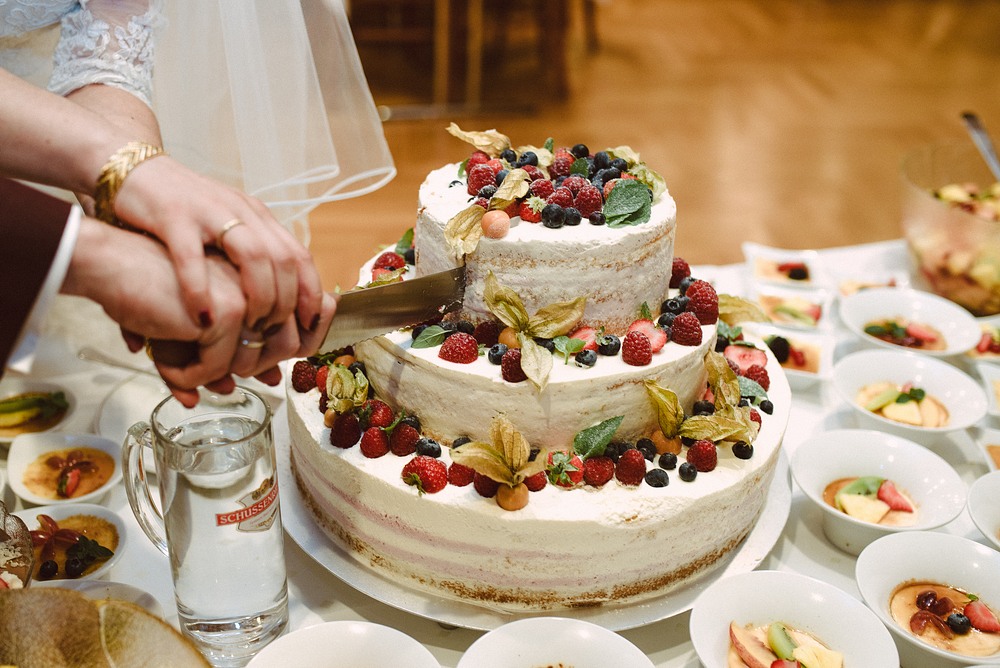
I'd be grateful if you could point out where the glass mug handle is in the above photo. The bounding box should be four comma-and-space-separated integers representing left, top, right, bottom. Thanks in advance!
122, 421, 169, 556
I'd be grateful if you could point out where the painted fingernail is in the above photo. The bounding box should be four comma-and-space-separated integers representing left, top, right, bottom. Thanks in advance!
309, 313, 320, 331
252, 317, 267, 333
199, 310, 213, 328
263, 323, 283, 338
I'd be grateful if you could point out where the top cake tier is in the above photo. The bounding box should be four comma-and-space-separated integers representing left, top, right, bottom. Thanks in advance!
414, 161, 678, 335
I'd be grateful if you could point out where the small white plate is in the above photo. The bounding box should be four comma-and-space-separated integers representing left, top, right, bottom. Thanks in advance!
974, 427, 1000, 471
15, 503, 126, 582
0, 378, 75, 446
838, 270, 911, 298
743, 322, 834, 388
55, 580, 164, 618
753, 284, 834, 330
689, 569, 898, 667
457, 617, 653, 668
976, 362, 1000, 419
967, 471, 1000, 552
247, 621, 439, 668
742, 242, 830, 288
7, 432, 122, 506
94, 373, 171, 445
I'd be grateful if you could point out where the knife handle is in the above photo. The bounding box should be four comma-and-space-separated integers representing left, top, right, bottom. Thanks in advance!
146, 339, 199, 368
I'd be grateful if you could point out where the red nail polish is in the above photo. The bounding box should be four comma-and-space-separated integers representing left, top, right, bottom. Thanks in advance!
199, 310, 213, 328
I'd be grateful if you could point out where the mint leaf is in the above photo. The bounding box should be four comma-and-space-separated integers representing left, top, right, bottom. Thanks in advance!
412, 325, 448, 349
737, 376, 768, 403
394, 228, 414, 256
544, 137, 555, 152
573, 416, 625, 460
717, 321, 743, 342
604, 180, 652, 227
639, 301, 653, 320
571, 158, 589, 177
553, 335, 585, 364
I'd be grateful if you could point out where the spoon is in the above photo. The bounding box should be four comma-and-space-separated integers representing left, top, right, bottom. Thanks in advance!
961, 111, 1000, 182
77, 346, 159, 378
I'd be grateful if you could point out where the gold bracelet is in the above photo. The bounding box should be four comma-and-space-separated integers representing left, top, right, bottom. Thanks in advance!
93, 141, 167, 226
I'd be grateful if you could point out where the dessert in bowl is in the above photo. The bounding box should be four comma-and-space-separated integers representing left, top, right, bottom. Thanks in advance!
741, 242, 830, 289
791, 428, 966, 555
746, 322, 834, 388
838, 286, 981, 357
967, 471, 1000, 552
14, 503, 125, 583
689, 569, 898, 667
857, 531, 1000, 667
7, 432, 121, 506
832, 348, 987, 446
0, 378, 74, 446
247, 621, 440, 668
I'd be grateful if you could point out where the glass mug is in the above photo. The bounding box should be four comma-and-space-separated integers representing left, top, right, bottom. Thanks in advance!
123, 388, 288, 667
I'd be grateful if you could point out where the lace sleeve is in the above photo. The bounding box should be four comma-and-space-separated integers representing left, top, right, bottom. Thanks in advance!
49, 0, 165, 107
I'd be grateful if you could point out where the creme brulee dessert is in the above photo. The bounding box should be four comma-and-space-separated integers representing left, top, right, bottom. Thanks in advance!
766, 335, 821, 374
728, 620, 843, 668
863, 318, 945, 351
27, 513, 117, 581
890, 582, 1000, 659
21, 447, 115, 500
823, 476, 916, 526
855, 381, 949, 428
753, 257, 812, 284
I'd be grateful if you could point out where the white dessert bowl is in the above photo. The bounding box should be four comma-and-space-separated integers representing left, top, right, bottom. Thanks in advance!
689, 569, 898, 668
832, 348, 988, 447
791, 428, 967, 555
742, 241, 830, 289
838, 286, 981, 357
0, 378, 75, 446
247, 621, 439, 668
456, 617, 652, 668
7, 432, 122, 506
751, 284, 834, 331
856, 531, 1000, 668
967, 471, 1000, 552
977, 362, 1000, 420
14, 503, 126, 583
974, 427, 1000, 472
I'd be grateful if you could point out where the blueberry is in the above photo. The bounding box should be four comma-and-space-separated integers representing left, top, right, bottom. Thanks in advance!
759, 399, 774, 415
65, 557, 86, 579
487, 343, 508, 364
597, 334, 621, 356
563, 207, 582, 226
678, 462, 698, 482
644, 469, 670, 488
714, 336, 729, 353
570, 143, 589, 158
477, 184, 497, 199
399, 414, 421, 431
610, 157, 629, 172
738, 397, 751, 407
663, 297, 687, 315
657, 312, 676, 329
348, 361, 367, 377
732, 441, 754, 460
541, 203, 565, 228
494, 169, 509, 187
456, 320, 475, 335
528, 447, 541, 462
692, 400, 715, 416
604, 441, 628, 462
535, 338, 556, 352
411, 324, 428, 340
575, 349, 597, 368
500, 148, 517, 163
403, 247, 415, 265
636, 438, 657, 461
788, 266, 809, 281
593, 151, 611, 170
588, 211, 606, 226
452, 436, 472, 448
947, 613, 972, 634
516, 151, 538, 167
658, 452, 678, 470
766, 336, 790, 364
38, 560, 58, 580
440, 321, 458, 337
678, 275, 697, 295
415, 437, 442, 458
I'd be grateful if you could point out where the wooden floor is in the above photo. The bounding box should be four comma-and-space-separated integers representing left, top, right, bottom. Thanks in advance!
308, 0, 1000, 292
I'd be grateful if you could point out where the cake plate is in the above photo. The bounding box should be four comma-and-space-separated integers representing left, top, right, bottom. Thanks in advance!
277, 438, 791, 632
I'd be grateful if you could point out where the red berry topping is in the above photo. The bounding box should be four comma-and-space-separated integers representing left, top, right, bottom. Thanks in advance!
670, 257, 691, 289
522, 165, 545, 181
501, 348, 528, 382
389, 423, 421, 457
360, 426, 390, 458
523, 470, 548, 492
473, 196, 489, 209
315, 364, 330, 393
723, 344, 768, 374
528, 178, 555, 200
749, 408, 762, 426
965, 599, 1000, 633
687, 439, 718, 472
670, 312, 703, 346
401, 455, 448, 494
547, 450, 584, 488
744, 364, 770, 390
360, 398, 394, 430
561, 175, 589, 196
447, 462, 475, 487
373, 251, 406, 271
546, 186, 574, 209
549, 154, 574, 178
291, 360, 317, 393
568, 326, 598, 351
467, 163, 497, 196
330, 412, 361, 449
518, 198, 543, 223
627, 318, 667, 353
473, 471, 500, 498
467, 150, 491, 171
370, 267, 400, 282
684, 280, 719, 325
615, 449, 646, 486
621, 331, 653, 366
573, 185, 603, 218
438, 332, 479, 364
583, 456, 615, 487
473, 320, 502, 347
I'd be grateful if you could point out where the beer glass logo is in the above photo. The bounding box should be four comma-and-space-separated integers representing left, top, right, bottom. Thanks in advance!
215, 476, 279, 532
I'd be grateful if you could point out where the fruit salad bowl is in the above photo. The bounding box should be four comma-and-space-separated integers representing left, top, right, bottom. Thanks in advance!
832, 349, 988, 448
838, 286, 982, 358
967, 471, 1000, 552
856, 532, 1000, 668
791, 429, 967, 555
689, 569, 898, 668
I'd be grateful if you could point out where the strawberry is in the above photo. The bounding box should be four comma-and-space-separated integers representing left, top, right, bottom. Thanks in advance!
370, 267, 401, 283
770, 661, 800, 668
546, 186, 574, 209
723, 344, 768, 374
977, 331, 993, 353
549, 154, 574, 178
447, 462, 475, 487
315, 364, 330, 393
744, 364, 770, 391
373, 251, 406, 271
473, 320, 502, 347
614, 448, 646, 486
401, 455, 448, 494
290, 360, 317, 393
905, 322, 939, 343
670, 257, 691, 289
466, 150, 491, 171
547, 450, 584, 487
686, 439, 718, 472
528, 178, 555, 200
621, 330, 652, 366
518, 198, 543, 223
561, 175, 589, 195
330, 412, 361, 449
389, 423, 421, 457
524, 470, 548, 492
359, 399, 394, 430
876, 480, 914, 512
360, 426, 390, 458
438, 332, 479, 364
58, 468, 81, 498
583, 456, 615, 487
573, 184, 603, 218
965, 599, 1000, 633
473, 471, 500, 498
627, 318, 667, 352
467, 163, 497, 196
789, 345, 807, 367
670, 311, 703, 346
568, 326, 598, 351
602, 178, 620, 200
684, 280, 719, 325
501, 348, 528, 382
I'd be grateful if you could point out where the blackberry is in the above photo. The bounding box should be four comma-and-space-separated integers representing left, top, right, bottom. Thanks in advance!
516, 151, 538, 167
415, 437, 442, 458
65, 558, 86, 578
692, 400, 715, 416
658, 452, 678, 470
500, 148, 517, 163
535, 338, 556, 352
456, 320, 475, 335
348, 361, 367, 377
588, 211, 606, 226
39, 560, 58, 580
645, 468, 670, 487
570, 143, 589, 158
759, 399, 774, 415
597, 333, 621, 356
593, 151, 611, 170
678, 275, 698, 295
767, 336, 791, 364
636, 438, 657, 461
575, 349, 597, 368
947, 613, 972, 634
399, 414, 421, 431
411, 324, 428, 340
494, 169, 509, 187
678, 462, 698, 482
563, 207, 582, 226
541, 203, 565, 228
403, 247, 415, 264
657, 312, 676, 329
488, 343, 508, 364
610, 157, 629, 172
477, 184, 497, 199
732, 441, 754, 459
452, 436, 472, 448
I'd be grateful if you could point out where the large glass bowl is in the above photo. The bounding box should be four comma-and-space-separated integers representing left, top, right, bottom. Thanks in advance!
902, 141, 1000, 316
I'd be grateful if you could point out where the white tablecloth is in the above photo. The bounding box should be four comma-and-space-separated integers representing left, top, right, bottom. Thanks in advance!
2, 239, 994, 667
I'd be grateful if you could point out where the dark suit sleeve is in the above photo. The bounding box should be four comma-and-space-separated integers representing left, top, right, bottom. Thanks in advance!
0, 178, 73, 370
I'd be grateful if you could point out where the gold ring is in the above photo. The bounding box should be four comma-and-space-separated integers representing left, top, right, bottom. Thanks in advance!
217, 218, 245, 251
240, 337, 266, 350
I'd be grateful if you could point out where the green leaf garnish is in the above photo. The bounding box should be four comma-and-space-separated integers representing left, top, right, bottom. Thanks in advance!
570, 158, 590, 176
394, 228, 414, 256
412, 325, 449, 349
573, 416, 624, 460
67, 535, 114, 564
604, 179, 652, 227
553, 335, 585, 364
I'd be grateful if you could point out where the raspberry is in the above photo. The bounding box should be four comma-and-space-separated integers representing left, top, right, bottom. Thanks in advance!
528, 178, 555, 200
684, 280, 719, 325
401, 455, 448, 494
744, 364, 770, 391
390, 423, 421, 456
670, 257, 691, 289
472, 320, 502, 347
447, 462, 475, 487
549, 154, 574, 178
561, 175, 589, 196
467, 163, 497, 196
373, 251, 406, 271
473, 196, 489, 209
318, 391, 328, 414
670, 312, 703, 346
473, 471, 500, 498
518, 198, 543, 223
330, 412, 361, 449
524, 470, 548, 492
686, 439, 718, 472
315, 364, 330, 393
467, 150, 491, 171
621, 330, 652, 366
501, 348, 528, 382
438, 332, 479, 364
360, 399, 394, 430
627, 318, 667, 353
290, 360, 316, 393
546, 187, 574, 209
547, 451, 584, 487
573, 185, 603, 218
583, 456, 615, 487
360, 427, 390, 458
749, 408, 762, 426
522, 165, 545, 181
615, 448, 646, 486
